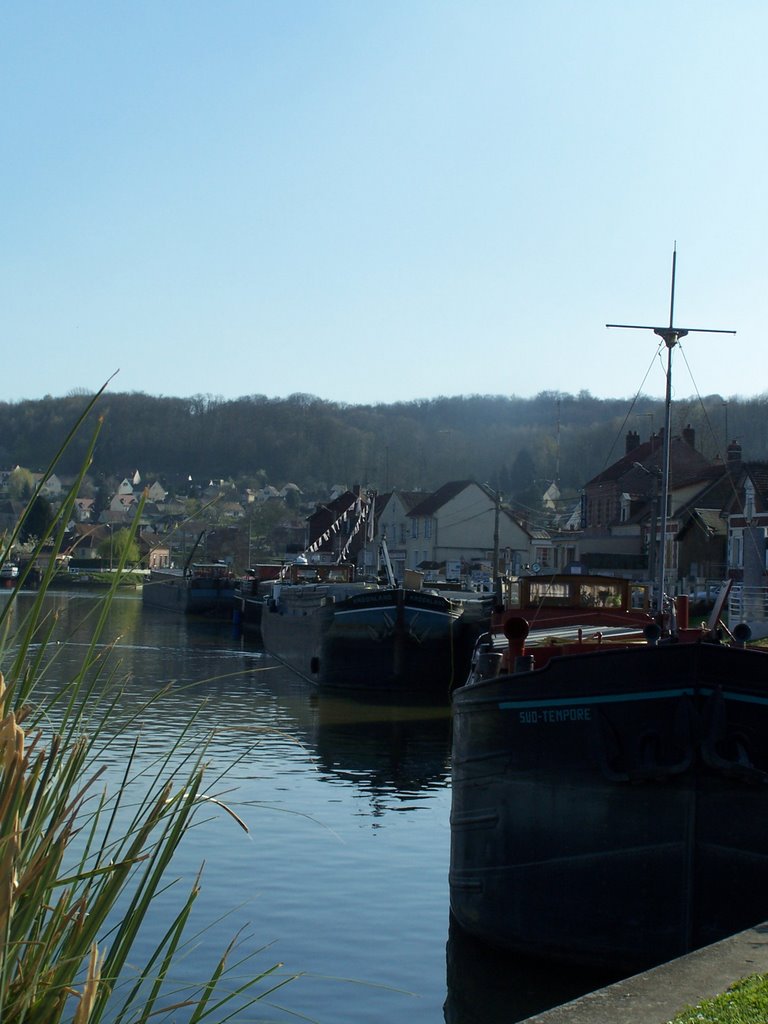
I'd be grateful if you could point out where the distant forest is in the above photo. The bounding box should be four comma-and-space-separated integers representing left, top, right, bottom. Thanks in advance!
2, 389, 767, 504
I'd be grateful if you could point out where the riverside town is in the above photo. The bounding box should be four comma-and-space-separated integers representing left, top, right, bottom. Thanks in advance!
6, 362, 768, 1023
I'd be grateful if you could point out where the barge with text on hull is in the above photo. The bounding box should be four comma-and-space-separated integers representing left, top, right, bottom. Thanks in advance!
450, 571, 768, 969
450, 251, 768, 970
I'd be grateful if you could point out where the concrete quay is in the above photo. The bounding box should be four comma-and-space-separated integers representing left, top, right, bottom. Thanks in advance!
522, 923, 768, 1024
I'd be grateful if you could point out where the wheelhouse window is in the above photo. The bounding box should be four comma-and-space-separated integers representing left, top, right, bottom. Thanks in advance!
523, 578, 627, 610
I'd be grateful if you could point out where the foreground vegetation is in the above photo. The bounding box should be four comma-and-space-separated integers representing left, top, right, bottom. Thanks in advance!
669, 974, 768, 1023
0, 396, 296, 1021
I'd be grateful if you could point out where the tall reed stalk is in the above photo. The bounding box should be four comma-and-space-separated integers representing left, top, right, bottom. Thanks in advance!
0, 392, 295, 1022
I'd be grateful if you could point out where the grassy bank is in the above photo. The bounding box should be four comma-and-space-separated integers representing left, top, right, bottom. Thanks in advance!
669, 974, 768, 1023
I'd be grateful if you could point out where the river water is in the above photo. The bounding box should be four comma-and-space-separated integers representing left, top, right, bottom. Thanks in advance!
8, 588, 618, 1023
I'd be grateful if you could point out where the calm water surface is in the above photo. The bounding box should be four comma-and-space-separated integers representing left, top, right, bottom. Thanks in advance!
9, 589, 617, 1023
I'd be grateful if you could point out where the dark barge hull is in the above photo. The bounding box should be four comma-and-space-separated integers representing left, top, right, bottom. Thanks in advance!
450, 641, 768, 971
261, 586, 467, 692
142, 572, 237, 617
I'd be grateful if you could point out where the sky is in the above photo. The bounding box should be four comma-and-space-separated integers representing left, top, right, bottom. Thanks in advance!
1, 1, 766, 406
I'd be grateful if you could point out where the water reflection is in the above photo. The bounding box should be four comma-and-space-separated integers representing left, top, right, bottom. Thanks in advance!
19, 594, 453, 801
444, 915, 625, 1023
307, 691, 451, 796
6, 590, 619, 1023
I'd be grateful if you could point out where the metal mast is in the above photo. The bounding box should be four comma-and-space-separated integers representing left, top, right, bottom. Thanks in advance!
606, 247, 736, 617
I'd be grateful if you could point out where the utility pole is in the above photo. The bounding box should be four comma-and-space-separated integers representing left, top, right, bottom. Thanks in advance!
492, 490, 501, 585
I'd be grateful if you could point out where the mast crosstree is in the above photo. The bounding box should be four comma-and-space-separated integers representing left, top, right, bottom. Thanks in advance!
606, 247, 736, 614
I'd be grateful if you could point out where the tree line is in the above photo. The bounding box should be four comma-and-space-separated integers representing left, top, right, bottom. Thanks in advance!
2, 388, 766, 509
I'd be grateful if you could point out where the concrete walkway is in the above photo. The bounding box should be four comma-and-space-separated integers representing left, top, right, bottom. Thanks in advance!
522, 923, 768, 1024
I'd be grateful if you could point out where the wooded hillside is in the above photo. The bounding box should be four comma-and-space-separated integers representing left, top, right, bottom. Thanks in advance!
2, 389, 766, 503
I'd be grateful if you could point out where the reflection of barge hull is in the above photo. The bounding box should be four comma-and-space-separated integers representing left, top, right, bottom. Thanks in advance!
450, 641, 768, 971
261, 585, 467, 692
142, 565, 236, 617
237, 594, 264, 636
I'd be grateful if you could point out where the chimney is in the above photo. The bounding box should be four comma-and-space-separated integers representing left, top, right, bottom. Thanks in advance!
682, 424, 696, 449
727, 440, 743, 466
625, 430, 640, 455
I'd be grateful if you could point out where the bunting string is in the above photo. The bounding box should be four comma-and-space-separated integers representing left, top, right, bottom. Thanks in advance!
279, 497, 371, 577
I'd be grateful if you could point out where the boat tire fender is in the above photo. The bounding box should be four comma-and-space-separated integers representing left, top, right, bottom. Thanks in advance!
643, 622, 662, 645
732, 622, 752, 647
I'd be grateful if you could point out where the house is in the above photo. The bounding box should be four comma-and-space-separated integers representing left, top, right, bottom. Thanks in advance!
716, 453, 768, 636
405, 480, 536, 580
542, 481, 560, 512
65, 524, 108, 563
33, 473, 63, 500
146, 480, 168, 503
305, 489, 373, 566
724, 456, 768, 584
116, 478, 136, 496
580, 427, 720, 579
373, 489, 429, 581
108, 493, 138, 516
279, 483, 302, 500
251, 485, 280, 504
73, 497, 96, 523
675, 507, 728, 582
0, 468, 20, 494
672, 450, 741, 583
214, 501, 246, 521
139, 530, 170, 570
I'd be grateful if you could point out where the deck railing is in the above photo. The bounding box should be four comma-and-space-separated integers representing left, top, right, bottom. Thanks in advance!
728, 585, 768, 623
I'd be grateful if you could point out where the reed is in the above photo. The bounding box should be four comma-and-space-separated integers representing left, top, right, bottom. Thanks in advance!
0, 392, 295, 1022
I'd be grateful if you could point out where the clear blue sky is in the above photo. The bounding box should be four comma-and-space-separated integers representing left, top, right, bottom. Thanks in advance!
2, 1, 765, 405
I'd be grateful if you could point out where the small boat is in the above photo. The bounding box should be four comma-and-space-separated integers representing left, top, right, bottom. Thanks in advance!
449, 252, 768, 970
141, 562, 236, 616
